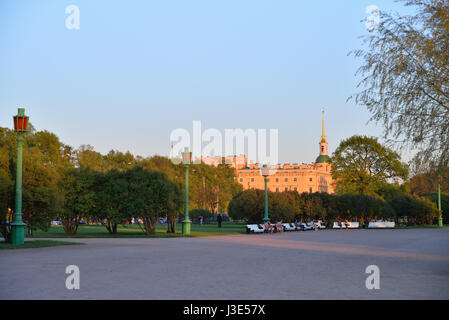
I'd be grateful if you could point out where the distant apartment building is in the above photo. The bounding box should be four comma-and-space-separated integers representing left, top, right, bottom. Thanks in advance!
201, 111, 334, 194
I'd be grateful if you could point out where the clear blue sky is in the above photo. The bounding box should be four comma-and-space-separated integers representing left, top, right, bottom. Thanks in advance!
0, 0, 413, 164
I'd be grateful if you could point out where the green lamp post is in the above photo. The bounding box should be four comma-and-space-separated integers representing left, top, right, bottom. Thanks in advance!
261, 165, 270, 222
11, 108, 29, 245
438, 175, 443, 227
182, 147, 192, 235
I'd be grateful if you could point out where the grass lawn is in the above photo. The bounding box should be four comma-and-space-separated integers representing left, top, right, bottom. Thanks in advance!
29, 222, 247, 238
0, 240, 82, 250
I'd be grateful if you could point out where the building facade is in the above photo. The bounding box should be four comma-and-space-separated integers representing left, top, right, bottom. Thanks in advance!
201, 111, 334, 194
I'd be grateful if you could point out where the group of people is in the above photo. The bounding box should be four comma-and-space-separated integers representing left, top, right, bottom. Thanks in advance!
197, 214, 223, 228
262, 220, 297, 233
337, 219, 351, 229
262, 220, 322, 233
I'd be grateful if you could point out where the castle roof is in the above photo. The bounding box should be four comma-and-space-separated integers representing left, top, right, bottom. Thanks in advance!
315, 154, 331, 164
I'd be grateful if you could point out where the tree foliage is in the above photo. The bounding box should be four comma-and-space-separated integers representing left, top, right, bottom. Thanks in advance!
59, 168, 97, 235
389, 194, 437, 224
332, 135, 408, 195
125, 167, 183, 234
228, 189, 297, 223
351, 0, 449, 169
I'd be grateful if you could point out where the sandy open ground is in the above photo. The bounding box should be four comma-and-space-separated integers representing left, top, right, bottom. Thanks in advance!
1, 228, 448, 299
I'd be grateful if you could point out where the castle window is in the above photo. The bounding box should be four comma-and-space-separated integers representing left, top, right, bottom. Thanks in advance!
251, 178, 254, 182
285, 188, 288, 192
294, 187, 297, 191
240, 178, 243, 182
285, 178, 288, 182
309, 187, 313, 193
294, 178, 297, 182
276, 188, 279, 193
309, 178, 313, 182
276, 178, 279, 182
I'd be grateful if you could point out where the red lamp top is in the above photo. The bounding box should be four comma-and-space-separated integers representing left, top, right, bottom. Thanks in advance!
13, 108, 29, 132
438, 176, 443, 183
181, 147, 192, 165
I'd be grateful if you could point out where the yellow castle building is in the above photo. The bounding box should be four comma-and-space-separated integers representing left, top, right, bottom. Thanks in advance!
236, 111, 333, 194
201, 111, 334, 194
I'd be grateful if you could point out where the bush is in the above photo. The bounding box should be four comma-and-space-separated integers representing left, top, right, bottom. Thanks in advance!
422, 193, 449, 224
189, 209, 213, 224
228, 190, 296, 223
389, 195, 437, 225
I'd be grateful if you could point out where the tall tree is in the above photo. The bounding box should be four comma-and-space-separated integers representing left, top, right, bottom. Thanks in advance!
59, 168, 96, 235
332, 135, 409, 195
75, 145, 106, 172
126, 167, 183, 235
351, 0, 449, 169
94, 169, 129, 234
228, 189, 296, 223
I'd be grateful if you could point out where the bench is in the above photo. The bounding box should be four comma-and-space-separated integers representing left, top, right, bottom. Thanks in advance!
368, 221, 395, 228
246, 224, 265, 233
282, 223, 296, 231
333, 222, 360, 229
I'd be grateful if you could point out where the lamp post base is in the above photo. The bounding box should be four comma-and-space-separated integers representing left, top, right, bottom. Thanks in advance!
263, 217, 270, 222
438, 217, 443, 228
11, 221, 26, 245
182, 219, 191, 235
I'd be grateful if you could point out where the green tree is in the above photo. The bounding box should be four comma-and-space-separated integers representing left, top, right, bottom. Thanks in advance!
389, 195, 437, 225
189, 209, 214, 224
0, 146, 13, 241
376, 182, 408, 202
21, 146, 61, 233
75, 145, 106, 172
422, 193, 449, 224
330, 194, 394, 225
60, 168, 97, 235
351, 0, 449, 169
94, 169, 129, 234
332, 135, 409, 195
410, 167, 449, 195
103, 150, 135, 171
228, 190, 296, 223
126, 167, 183, 234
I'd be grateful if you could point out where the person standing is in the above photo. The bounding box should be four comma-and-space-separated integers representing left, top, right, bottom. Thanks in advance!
217, 214, 223, 228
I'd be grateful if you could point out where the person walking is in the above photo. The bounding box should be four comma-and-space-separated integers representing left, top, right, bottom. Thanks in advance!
217, 214, 223, 228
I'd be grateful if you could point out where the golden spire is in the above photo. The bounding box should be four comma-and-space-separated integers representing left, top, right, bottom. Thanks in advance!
321, 108, 327, 143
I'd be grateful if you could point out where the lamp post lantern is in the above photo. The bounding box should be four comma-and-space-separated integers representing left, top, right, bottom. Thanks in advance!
438, 175, 443, 227
261, 165, 270, 222
11, 108, 29, 245
182, 147, 192, 235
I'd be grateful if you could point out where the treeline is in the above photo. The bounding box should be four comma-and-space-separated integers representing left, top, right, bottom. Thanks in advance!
0, 126, 242, 240
228, 190, 442, 226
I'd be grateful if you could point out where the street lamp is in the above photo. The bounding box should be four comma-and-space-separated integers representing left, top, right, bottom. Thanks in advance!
182, 147, 192, 235
11, 108, 29, 245
438, 175, 443, 227
261, 165, 270, 222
